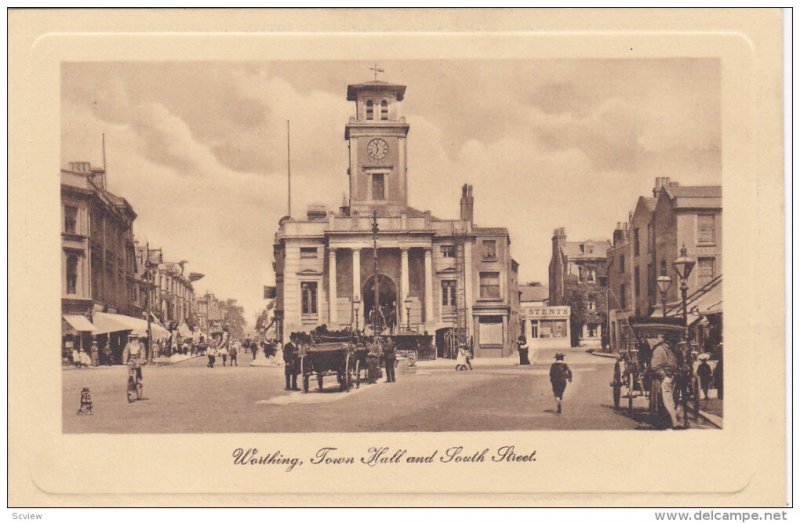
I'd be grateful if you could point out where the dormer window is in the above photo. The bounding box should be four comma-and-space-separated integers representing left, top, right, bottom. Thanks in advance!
380, 99, 389, 120
366, 100, 374, 120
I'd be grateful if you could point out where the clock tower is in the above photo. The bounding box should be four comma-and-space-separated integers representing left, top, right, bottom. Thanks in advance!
344, 79, 410, 215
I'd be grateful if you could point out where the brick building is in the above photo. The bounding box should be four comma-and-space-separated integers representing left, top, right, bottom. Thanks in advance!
606, 177, 723, 352
548, 228, 610, 348
273, 77, 520, 357
61, 162, 138, 359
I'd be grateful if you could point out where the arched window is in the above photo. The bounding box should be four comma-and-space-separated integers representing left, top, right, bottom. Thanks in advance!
365, 100, 374, 120
380, 99, 389, 120
66, 255, 78, 295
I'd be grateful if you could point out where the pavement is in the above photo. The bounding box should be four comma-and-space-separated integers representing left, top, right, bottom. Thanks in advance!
62, 347, 721, 433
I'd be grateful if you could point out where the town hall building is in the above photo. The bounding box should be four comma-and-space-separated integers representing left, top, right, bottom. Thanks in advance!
272, 77, 520, 357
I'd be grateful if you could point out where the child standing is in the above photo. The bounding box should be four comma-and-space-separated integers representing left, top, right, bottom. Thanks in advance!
549, 352, 573, 414
696, 353, 713, 401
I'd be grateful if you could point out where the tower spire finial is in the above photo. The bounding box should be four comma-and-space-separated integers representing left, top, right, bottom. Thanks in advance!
369, 63, 385, 81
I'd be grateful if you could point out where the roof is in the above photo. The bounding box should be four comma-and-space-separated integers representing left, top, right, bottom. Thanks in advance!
474, 227, 509, 237
347, 81, 406, 101
662, 185, 722, 209
519, 285, 549, 303
560, 239, 610, 259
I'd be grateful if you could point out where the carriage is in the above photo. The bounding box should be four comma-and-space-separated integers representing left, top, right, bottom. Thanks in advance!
610, 318, 701, 423
298, 342, 366, 393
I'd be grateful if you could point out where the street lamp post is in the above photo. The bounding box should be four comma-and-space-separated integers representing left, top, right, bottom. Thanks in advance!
371, 211, 380, 337
656, 275, 673, 319
404, 295, 413, 332
353, 295, 361, 332
672, 244, 696, 333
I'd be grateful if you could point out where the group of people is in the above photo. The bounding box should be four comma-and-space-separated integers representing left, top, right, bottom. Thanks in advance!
651, 334, 723, 430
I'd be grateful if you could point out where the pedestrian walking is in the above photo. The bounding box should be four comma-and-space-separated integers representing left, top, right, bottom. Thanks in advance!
102, 342, 112, 366
548, 352, 572, 414
219, 326, 231, 366
207, 339, 218, 368
229, 342, 239, 367
696, 353, 713, 401
90, 341, 100, 367
517, 335, 530, 365
283, 335, 300, 391
383, 336, 397, 383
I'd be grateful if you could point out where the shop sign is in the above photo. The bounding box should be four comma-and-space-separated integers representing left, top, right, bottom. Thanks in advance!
521, 306, 570, 319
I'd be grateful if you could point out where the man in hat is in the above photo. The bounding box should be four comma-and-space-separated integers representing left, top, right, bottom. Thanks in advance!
651, 333, 685, 429
548, 352, 572, 414
123, 334, 144, 383
696, 353, 713, 401
282, 334, 301, 391
383, 336, 397, 383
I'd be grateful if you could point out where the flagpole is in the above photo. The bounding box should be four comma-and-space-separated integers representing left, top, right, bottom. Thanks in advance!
287, 120, 292, 218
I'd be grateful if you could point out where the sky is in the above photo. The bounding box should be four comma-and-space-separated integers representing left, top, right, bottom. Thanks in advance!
61, 59, 721, 323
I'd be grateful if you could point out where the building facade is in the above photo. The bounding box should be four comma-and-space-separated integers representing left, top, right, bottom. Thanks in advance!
142, 246, 202, 329
548, 228, 610, 348
273, 78, 520, 357
606, 177, 723, 352
61, 162, 138, 358
518, 284, 570, 349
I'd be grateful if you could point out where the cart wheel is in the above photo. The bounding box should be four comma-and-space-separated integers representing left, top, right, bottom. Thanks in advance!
340, 355, 350, 392
627, 372, 634, 415
649, 377, 661, 415
137, 382, 143, 400
612, 363, 621, 409
355, 360, 361, 389
302, 375, 309, 393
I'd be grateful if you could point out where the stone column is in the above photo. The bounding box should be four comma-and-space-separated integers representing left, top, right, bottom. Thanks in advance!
400, 248, 409, 327
328, 248, 337, 325
463, 240, 474, 336
352, 248, 362, 325
424, 248, 434, 325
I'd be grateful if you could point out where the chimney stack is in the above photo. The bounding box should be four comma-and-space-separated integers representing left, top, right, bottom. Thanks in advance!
653, 176, 672, 197
613, 220, 630, 247
459, 183, 474, 224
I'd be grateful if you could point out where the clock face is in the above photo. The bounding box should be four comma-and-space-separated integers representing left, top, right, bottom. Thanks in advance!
367, 138, 389, 160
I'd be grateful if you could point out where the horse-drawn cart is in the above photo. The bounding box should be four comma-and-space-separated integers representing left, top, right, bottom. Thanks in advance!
299, 342, 366, 393
611, 318, 701, 424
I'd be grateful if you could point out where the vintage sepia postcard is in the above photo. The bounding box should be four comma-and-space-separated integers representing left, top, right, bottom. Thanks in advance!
8, 8, 787, 507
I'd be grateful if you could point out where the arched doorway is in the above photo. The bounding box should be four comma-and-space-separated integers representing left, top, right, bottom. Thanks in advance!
363, 273, 398, 334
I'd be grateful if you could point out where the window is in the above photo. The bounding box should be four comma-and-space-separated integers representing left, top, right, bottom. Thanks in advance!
479, 316, 504, 345
619, 255, 625, 273
440, 245, 455, 258
586, 268, 596, 283
441, 280, 457, 306
530, 321, 539, 339
634, 228, 640, 256
365, 100, 374, 120
620, 284, 627, 310
64, 206, 78, 234
698, 258, 715, 286
647, 222, 655, 252
634, 267, 640, 297
586, 243, 594, 254
482, 240, 497, 260
587, 299, 596, 311
380, 99, 389, 120
647, 263, 655, 297
300, 247, 318, 259
372, 173, 385, 200
301, 282, 318, 316
698, 215, 716, 244
587, 324, 597, 337
66, 255, 78, 294
479, 272, 501, 299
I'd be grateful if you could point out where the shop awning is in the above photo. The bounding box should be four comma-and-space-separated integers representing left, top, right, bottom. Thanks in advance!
178, 323, 193, 338
654, 276, 722, 319
63, 314, 96, 332
92, 312, 171, 340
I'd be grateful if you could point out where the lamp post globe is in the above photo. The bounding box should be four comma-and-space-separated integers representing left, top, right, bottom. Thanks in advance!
656, 275, 672, 318
672, 244, 696, 330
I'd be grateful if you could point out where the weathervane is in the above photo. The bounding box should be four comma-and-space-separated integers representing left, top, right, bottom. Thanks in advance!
370, 63, 385, 81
